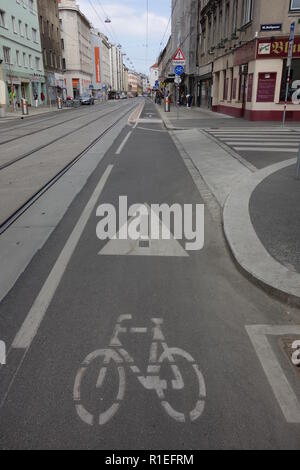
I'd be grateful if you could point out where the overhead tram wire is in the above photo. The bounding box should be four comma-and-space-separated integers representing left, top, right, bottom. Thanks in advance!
87, 0, 137, 72
157, 0, 178, 58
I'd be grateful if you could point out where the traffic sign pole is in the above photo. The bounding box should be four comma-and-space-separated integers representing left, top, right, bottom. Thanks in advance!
283, 22, 295, 127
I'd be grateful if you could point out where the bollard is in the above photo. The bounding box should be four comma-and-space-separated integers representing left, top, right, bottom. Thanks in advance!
164, 96, 170, 113
57, 97, 63, 110
21, 98, 29, 116
296, 144, 300, 180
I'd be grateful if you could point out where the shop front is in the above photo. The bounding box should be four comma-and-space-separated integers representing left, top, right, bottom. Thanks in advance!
212, 37, 300, 121
30, 74, 46, 106
196, 63, 213, 109
6, 74, 31, 110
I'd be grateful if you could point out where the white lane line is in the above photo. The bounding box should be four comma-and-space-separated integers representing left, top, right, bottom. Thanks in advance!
233, 147, 298, 152
115, 131, 132, 155
246, 325, 300, 423
220, 138, 300, 142
13, 165, 114, 350
227, 142, 299, 147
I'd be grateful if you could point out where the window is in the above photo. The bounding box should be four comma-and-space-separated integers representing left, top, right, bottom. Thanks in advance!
29, 54, 32, 69
219, 8, 223, 43
280, 59, 300, 101
242, 0, 253, 25
232, 0, 238, 33
43, 49, 47, 66
290, 0, 300, 10
201, 23, 206, 54
3, 46, 11, 64
35, 57, 41, 70
224, 2, 230, 38
16, 50, 21, 66
0, 10, 6, 28
25, 24, 30, 39
23, 52, 27, 68
12, 16, 17, 33
19, 20, 23, 36
32, 28, 37, 42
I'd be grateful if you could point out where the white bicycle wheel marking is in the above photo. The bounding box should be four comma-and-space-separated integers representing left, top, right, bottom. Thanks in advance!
73, 316, 206, 426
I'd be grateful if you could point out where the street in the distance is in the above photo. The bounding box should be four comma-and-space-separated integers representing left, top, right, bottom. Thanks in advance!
0, 0, 300, 452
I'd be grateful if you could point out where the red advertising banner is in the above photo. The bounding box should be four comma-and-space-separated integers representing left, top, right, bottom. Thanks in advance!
94, 47, 101, 84
256, 72, 277, 102
257, 36, 300, 58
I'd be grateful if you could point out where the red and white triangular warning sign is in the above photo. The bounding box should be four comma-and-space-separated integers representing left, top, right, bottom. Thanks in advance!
173, 48, 185, 61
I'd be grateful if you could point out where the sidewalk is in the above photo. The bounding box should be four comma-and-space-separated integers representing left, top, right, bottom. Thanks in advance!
0, 104, 73, 122
156, 101, 300, 129
158, 108, 300, 306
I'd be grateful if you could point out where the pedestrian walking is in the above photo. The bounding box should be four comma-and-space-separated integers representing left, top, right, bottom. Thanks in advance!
9, 87, 17, 112
33, 92, 39, 108
41, 91, 45, 105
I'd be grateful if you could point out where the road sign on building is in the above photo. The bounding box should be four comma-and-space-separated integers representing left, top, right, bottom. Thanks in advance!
173, 48, 186, 66
174, 65, 184, 76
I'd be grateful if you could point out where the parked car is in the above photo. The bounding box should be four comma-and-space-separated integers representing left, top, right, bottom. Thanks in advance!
80, 94, 94, 105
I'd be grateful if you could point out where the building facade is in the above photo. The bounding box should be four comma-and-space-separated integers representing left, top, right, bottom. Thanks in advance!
149, 62, 159, 90
58, 0, 92, 98
90, 28, 112, 99
123, 64, 129, 93
37, 0, 64, 103
110, 44, 123, 92
198, 0, 300, 120
0, 0, 45, 109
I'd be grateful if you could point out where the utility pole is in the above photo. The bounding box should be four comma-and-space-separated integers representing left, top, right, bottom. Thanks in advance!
283, 21, 295, 127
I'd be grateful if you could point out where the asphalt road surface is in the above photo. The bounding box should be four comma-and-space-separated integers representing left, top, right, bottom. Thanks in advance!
0, 100, 300, 450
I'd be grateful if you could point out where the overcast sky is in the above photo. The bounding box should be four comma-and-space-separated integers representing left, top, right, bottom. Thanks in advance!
78, 0, 171, 75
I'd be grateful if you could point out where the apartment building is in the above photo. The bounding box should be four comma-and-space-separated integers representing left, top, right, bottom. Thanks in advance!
90, 29, 111, 99
149, 63, 159, 90
197, 0, 300, 120
58, 0, 92, 98
37, 0, 64, 103
110, 44, 123, 92
0, 0, 45, 109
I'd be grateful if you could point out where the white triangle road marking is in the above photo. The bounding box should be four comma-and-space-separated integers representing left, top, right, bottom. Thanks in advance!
99, 205, 189, 257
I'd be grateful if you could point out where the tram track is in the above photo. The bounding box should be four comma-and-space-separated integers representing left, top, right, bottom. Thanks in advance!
0, 102, 129, 146
0, 102, 137, 236
0, 102, 132, 171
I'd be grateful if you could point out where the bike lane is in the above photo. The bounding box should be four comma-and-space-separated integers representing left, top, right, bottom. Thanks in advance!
0, 101, 300, 449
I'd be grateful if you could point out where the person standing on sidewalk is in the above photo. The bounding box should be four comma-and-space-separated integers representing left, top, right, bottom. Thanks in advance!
41, 91, 45, 106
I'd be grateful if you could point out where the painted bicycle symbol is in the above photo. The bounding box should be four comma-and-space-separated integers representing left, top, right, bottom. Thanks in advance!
74, 315, 206, 426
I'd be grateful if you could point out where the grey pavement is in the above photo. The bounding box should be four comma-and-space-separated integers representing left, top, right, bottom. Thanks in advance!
0, 100, 299, 449
156, 101, 300, 130
250, 163, 300, 274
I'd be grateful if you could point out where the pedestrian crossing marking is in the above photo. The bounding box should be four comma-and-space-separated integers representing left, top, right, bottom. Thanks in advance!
207, 127, 300, 156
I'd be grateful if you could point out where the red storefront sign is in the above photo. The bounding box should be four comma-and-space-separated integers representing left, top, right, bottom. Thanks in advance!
257, 37, 300, 58
256, 73, 277, 102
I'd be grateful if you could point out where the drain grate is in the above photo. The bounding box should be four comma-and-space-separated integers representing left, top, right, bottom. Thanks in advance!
139, 240, 150, 248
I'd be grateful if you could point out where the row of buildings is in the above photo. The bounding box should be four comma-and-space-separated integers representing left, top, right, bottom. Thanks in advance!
0, 0, 148, 109
157, 0, 300, 121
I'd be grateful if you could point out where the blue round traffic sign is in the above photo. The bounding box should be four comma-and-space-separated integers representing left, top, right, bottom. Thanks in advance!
174, 65, 184, 76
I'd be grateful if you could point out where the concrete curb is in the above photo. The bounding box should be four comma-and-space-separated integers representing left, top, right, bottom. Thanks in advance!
223, 158, 300, 306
